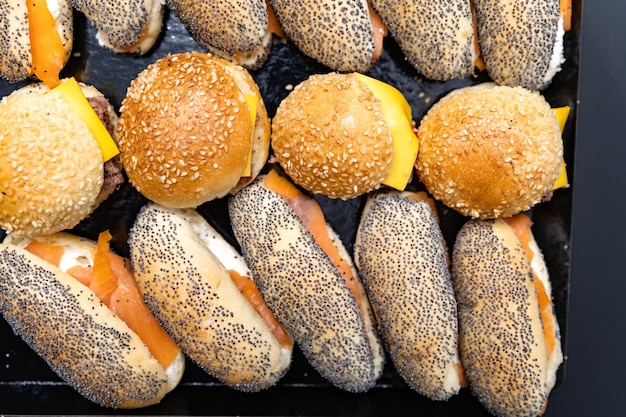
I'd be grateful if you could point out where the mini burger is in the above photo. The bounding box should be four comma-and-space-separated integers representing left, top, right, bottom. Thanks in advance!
269, 0, 387, 72
0, 0, 73, 86
116, 52, 271, 208
415, 83, 563, 219
168, 0, 285, 69
69, 0, 164, 54
271, 72, 418, 199
0, 78, 122, 236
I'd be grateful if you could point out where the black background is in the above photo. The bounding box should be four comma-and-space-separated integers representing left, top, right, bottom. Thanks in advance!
545, 0, 626, 415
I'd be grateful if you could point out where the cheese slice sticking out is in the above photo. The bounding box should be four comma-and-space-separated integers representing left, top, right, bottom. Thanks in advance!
354, 73, 418, 191
52, 78, 119, 162
552, 106, 570, 190
242, 94, 259, 177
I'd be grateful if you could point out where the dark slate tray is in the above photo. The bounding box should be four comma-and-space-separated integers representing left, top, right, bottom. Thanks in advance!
0, 2, 581, 415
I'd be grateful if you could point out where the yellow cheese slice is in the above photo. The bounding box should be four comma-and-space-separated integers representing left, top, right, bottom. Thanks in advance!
552, 106, 570, 189
242, 94, 258, 177
354, 73, 418, 191
52, 78, 119, 162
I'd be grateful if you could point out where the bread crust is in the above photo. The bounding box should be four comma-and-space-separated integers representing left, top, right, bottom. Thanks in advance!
269, 0, 374, 72
416, 83, 562, 219
69, 0, 163, 54
271, 72, 393, 199
117, 52, 269, 208
354, 191, 462, 400
0, 82, 106, 235
474, 0, 562, 90
228, 175, 385, 392
0, 0, 73, 82
452, 218, 548, 417
370, 0, 475, 80
168, 0, 271, 69
128, 202, 292, 392
0, 243, 170, 409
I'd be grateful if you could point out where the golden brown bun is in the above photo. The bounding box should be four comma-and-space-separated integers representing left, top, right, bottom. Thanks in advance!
271, 72, 393, 199
168, 0, 272, 69
0, 81, 113, 236
0, 0, 73, 82
354, 191, 462, 400
0, 240, 176, 409
128, 203, 292, 391
451, 218, 552, 417
229, 175, 385, 392
416, 83, 562, 219
117, 52, 270, 208
474, 0, 563, 90
269, 0, 375, 72
69, 0, 163, 54
370, 0, 476, 80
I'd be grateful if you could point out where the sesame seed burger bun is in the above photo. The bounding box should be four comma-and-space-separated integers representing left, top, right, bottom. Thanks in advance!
271, 72, 394, 199
116, 52, 270, 208
0, 81, 118, 236
415, 83, 562, 219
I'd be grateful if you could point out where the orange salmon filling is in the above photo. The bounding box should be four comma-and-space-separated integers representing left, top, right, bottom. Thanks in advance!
504, 214, 557, 360
561, 0, 572, 31
25, 231, 181, 369
265, 0, 285, 38
263, 169, 364, 315
367, 2, 387, 62
229, 270, 293, 349
26, 0, 66, 88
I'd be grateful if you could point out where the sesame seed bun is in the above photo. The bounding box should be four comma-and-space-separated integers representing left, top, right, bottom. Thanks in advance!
271, 72, 394, 199
0, 81, 115, 236
0, 0, 73, 82
415, 83, 562, 219
116, 52, 270, 208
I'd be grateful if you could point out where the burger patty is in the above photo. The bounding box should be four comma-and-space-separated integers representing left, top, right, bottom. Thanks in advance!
87, 95, 124, 197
